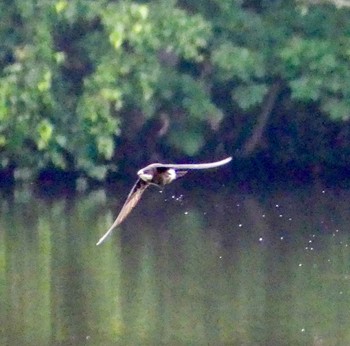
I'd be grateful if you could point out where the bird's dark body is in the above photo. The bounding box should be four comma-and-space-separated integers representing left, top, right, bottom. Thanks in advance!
146, 167, 187, 186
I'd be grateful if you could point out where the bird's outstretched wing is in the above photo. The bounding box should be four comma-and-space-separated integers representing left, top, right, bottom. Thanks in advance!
96, 179, 149, 245
144, 156, 232, 170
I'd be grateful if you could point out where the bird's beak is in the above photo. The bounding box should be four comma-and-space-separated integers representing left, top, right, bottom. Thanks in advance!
137, 169, 153, 182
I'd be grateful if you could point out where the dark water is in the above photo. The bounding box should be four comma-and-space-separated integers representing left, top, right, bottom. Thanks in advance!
1, 183, 350, 345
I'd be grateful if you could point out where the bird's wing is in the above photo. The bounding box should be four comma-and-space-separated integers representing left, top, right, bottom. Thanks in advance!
145, 156, 232, 170
96, 179, 149, 245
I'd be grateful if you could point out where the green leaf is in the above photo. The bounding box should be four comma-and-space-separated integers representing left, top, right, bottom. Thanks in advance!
232, 84, 268, 110
168, 129, 204, 156
212, 43, 265, 81
36, 119, 53, 150
322, 98, 350, 121
97, 136, 115, 160
289, 76, 322, 101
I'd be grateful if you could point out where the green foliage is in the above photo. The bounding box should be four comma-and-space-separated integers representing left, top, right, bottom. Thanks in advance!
1, 0, 350, 183
232, 84, 268, 110
280, 36, 350, 119
0, 0, 216, 180
212, 44, 266, 82
80, 0, 213, 161
0, 1, 56, 167
36, 119, 53, 150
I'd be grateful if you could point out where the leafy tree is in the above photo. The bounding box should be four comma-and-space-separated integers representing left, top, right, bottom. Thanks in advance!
0, 0, 219, 181
1, 0, 350, 185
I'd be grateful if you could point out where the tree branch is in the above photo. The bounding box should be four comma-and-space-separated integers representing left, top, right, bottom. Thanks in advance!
241, 82, 281, 157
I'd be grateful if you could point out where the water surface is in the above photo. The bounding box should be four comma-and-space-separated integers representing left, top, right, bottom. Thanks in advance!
1, 184, 350, 345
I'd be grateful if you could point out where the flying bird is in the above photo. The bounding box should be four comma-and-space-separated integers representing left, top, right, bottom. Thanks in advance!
96, 156, 232, 245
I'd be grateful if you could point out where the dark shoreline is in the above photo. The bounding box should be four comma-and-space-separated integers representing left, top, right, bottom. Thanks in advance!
1, 158, 349, 196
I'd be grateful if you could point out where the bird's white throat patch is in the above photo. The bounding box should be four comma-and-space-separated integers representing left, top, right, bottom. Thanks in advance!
167, 168, 176, 182
137, 169, 153, 182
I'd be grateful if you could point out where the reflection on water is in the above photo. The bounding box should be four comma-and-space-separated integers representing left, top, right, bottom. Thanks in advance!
1, 184, 350, 345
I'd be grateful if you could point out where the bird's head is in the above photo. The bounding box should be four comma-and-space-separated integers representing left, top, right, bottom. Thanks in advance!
137, 168, 153, 182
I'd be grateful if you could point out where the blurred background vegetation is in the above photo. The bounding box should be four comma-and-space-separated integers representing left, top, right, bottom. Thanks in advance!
1, 0, 350, 188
